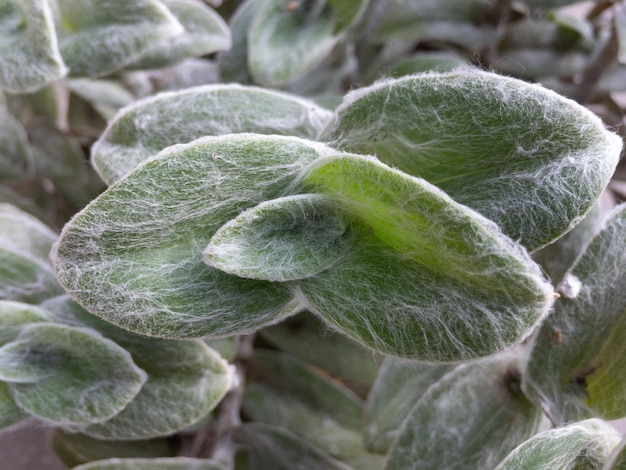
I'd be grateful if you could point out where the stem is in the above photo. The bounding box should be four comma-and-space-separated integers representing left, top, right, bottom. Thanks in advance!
186, 334, 255, 466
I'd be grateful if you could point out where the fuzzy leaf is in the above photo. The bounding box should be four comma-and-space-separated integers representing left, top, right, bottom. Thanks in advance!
66, 79, 135, 120
260, 312, 382, 386
0, 107, 33, 182
218, 0, 258, 83
52, 135, 335, 339
0, 203, 57, 263
0, 248, 64, 303
363, 359, 453, 453
0, 300, 51, 346
242, 350, 363, 458
605, 436, 626, 470
73, 458, 226, 470
0, 381, 26, 430
0, 0, 66, 92
92, 85, 332, 184
54, 0, 183, 77
386, 352, 550, 470
0, 323, 146, 425
494, 419, 621, 470
125, 0, 231, 70
248, 0, 368, 85
205, 194, 354, 281
41, 296, 232, 439
322, 70, 622, 251
299, 154, 553, 361
524, 204, 626, 424
234, 423, 352, 470
50, 429, 176, 468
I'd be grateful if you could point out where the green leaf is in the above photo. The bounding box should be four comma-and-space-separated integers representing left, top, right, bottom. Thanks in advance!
248, 0, 368, 85
205, 194, 354, 281
66, 78, 135, 120
54, 0, 183, 77
386, 352, 550, 470
0, 323, 146, 425
53, 135, 335, 339
234, 423, 352, 470
125, 0, 231, 70
0, 203, 57, 263
260, 312, 382, 387
50, 429, 176, 468
299, 154, 553, 361
385, 52, 466, 78
41, 296, 233, 439
92, 85, 332, 184
242, 350, 363, 458
73, 458, 226, 470
604, 436, 626, 470
0, 300, 51, 346
494, 419, 621, 470
0, 381, 27, 430
0, 0, 67, 92
322, 70, 622, 251
218, 0, 258, 84
524, 204, 626, 424
0, 107, 33, 182
363, 359, 453, 454
0, 248, 64, 303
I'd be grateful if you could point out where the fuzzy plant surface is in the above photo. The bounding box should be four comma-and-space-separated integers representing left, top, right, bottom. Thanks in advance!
3, 1, 626, 469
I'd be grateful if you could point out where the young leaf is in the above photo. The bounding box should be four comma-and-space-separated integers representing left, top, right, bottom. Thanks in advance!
0, 300, 51, 346
73, 458, 226, 470
299, 154, 553, 361
0, 203, 58, 263
386, 352, 550, 470
242, 349, 363, 458
524, 204, 626, 424
0, 323, 146, 425
53, 135, 334, 339
0, 0, 67, 92
0, 107, 33, 182
322, 70, 622, 251
41, 296, 232, 439
204, 194, 354, 281
91, 85, 332, 184
124, 0, 231, 71
494, 419, 621, 470
248, 0, 368, 85
234, 423, 352, 470
363, 358, 453, 454
54, 0, 183, 77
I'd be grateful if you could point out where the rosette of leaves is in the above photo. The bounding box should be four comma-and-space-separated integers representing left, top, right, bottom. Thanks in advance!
52, 70, 621, 363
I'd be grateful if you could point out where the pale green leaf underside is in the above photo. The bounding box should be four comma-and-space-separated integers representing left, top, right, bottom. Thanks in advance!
125, 0, 231, 70
41, 296, 232, 439
323, 70, 622, 251
0, 0, 67, 92
0, 108, 33, 182
0, 300, 51, 346
248, 0, 367, 85
52, 135, 339, 339
234, 423, 352, 470
386, 352, 549, 470
242, 350, 363, 458
0, 203, 58, 263
364, 359, 453, 454
0, 323, 146, 425
73, 457, 226, 470
524, 204, 626, 424
92, 84, 332, 185
205, 194, 354, 281
55, 0, 183, 77
299, 154, 553, 361
494, 419, 621, 470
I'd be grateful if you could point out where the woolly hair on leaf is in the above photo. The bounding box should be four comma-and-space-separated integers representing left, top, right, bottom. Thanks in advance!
54, 0, 183, 78
523, 203, 626, 425
385, 351, 550, 470
40, 295, 233, 440
298, 154, 554, 362
92, 84, 332, 185
322, 68, 622, 251
72, 457, 227, 470
0, 203, 58, 263
493, 419, 621, 470
0, 381, 27, 431
0, 300, 52, 346
0, 0, 67, 93
204, 194, 355, 282
52, 134, 342, 340
0, 323, 146, 426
